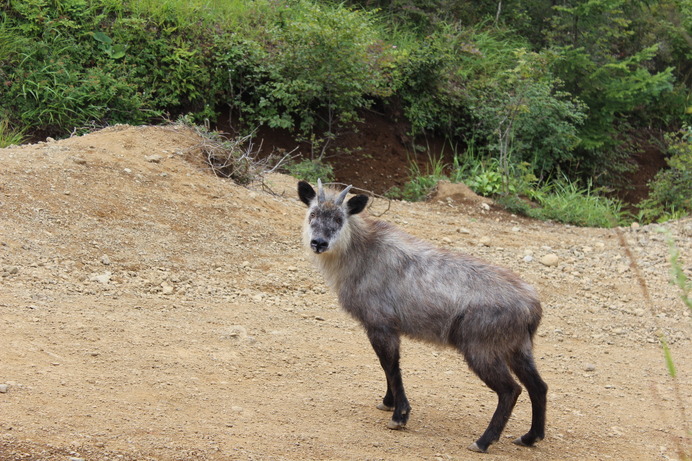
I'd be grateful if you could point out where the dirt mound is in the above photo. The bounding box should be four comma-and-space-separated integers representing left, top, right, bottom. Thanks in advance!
0, 126, 690, 460
430, 180, 494, 207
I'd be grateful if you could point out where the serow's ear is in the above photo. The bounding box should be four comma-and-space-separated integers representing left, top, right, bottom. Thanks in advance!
298, 181, 316, 206
347, 194, 368, 215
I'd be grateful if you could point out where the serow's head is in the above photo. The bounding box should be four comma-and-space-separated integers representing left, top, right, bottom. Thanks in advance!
297, 179, 368, 254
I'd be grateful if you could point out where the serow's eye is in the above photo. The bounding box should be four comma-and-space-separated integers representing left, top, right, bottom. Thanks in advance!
309, 211, 317, 220
334, 215, 343, 226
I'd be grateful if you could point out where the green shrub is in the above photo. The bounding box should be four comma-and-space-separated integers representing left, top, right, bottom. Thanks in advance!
638, 126, 692, 223
285, 159, 334, 184
252, 1, 396, 138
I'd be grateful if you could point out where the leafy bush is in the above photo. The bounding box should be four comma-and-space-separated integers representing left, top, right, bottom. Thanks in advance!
285, 159, 335, 184
253, 1, 396, 139
465, 48, 586, 182
637, 126, 692, 222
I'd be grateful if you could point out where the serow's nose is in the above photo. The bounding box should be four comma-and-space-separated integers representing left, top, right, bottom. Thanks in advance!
310, 238, 329, 254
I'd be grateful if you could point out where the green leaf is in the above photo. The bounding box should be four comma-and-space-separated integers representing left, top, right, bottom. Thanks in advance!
110, 45, 127, 60
92, 31, 112, 45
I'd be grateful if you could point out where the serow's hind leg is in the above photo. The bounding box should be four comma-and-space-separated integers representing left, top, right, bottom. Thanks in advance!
509, 348, 548, 447
376, 376, 395, 412
466, 356, 522, 453
367, 326, 410, 429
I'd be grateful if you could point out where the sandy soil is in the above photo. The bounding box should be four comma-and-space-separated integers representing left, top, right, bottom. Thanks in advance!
1, 125, 690, 461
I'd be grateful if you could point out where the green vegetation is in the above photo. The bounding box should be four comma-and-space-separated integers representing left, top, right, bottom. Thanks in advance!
637, 125, 692, 223
1, 0, 690, 226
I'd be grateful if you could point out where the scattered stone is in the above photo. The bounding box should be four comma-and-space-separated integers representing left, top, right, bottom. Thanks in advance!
523, 255, 534, 263
457, 227, 471, 234
71, 156, 87, 165
287, 266, 298, 272
479, 236, 491, 247
46, 137, 56, 143
101, 255, 111, 265
584, 364, 596, 372
540, 254, 559, 267
441, 237, 452, 244
3, 266, 19, 276
630, 222, 640, 230
221, 326, 248, 340
0, 384, 8, 393
90, 272, 112, 284
145, 154, 163, 163
480, 203, 491, 211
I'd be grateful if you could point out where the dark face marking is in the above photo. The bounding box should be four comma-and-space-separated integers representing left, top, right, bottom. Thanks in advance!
308, 204, 346, 254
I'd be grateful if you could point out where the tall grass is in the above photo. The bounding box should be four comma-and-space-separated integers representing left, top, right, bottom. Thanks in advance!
528, 179, 627, 228
0, 119, 25, 147
128, 0, 267, 29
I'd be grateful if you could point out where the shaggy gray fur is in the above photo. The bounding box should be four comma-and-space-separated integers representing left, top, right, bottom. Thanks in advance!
298, 181, 547, 453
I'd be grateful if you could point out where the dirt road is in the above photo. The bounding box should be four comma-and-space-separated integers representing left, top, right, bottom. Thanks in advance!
1, 125, 690, 460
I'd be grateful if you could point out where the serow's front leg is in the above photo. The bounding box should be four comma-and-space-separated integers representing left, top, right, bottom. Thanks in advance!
367, 326, 410, 429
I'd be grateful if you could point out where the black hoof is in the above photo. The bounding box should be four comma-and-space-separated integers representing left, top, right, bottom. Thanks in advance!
513, 434, 543, 447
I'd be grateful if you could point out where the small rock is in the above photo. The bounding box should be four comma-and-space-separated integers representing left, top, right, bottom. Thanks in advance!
101, 255, 111, 265
90, 272, 112, 284
540, 254, 559, 267
72, 156, 87, 165
287, 266, 298, 272
584, 364, 596, 372
46, 137, 56, 143
480, 203, 491, 211
222, 325, 247, 340
0, 384, 9, 393
479, 236, 491, 247
145, 154, 163, 163
630, 222, 640, 230
523, 255, 533, 263
457, 227, 471, 234
441, 237, 452, 244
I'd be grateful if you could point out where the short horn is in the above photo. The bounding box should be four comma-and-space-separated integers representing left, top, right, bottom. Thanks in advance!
336, 184, 353, 205
317, 178, 326, 203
